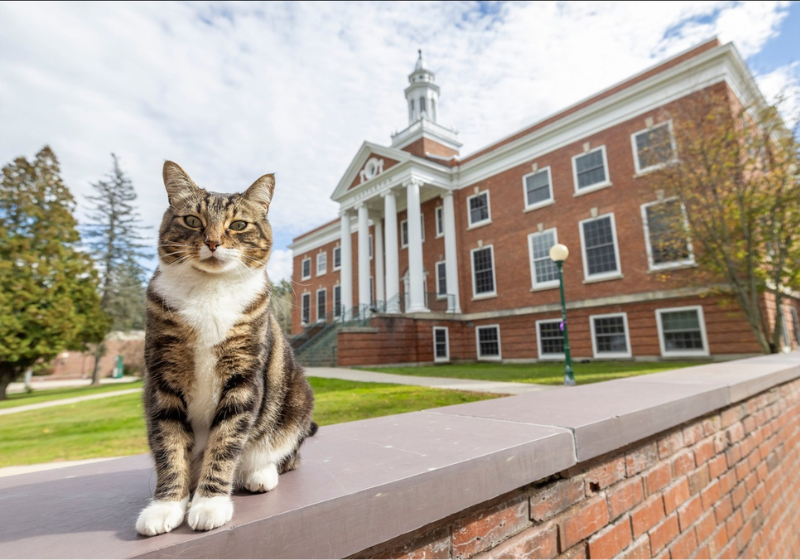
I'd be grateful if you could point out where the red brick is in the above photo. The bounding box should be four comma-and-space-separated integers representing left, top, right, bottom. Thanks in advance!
730, 482, 746, 508
668, 528, 698, 559
658, 431, 685, 459
725, 444, 742, 468
719, 470, 736, 494
702, 416, 721, 437
725, 509, 743, 539
558, 543, 588, 559
646, 463, 672, 495
707, 526, 729, 558
452, 496, 530, 557
683, 422, 705, 446
608, 478, 644, 519
707, 455, 727, 479
585, 457, 626, 493
687, 466, 710, 496
626, 443, 658, 477
373, 526, 451, 560
648, 514, 679, 555
692, 544, 711, 559
560, 495, 610, 551
531, 478, 585, 522
694, 510, 717, 544
734, 459, 750, 482
721, 406, 744, 429
744, 471, 758, 493
663, 479, 691, 514
693, 438, 715, 466
718, 540, 738, 559
631, 495, 665, 538
476, 522, 558, 559
700, 479, 720, 510
671, 450, 696, 477
677, 495, 703, 532
588, 518, 632, 559
714, 496, 733, 524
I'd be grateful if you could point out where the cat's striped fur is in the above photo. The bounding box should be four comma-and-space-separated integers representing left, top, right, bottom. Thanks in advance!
136, 162, 315, 536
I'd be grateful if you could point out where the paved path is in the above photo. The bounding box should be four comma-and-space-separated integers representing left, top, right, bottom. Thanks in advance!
7, 376, 139, 394
0, 388, 143, 416
305, 367, 559, 395
0, 456, 124, 478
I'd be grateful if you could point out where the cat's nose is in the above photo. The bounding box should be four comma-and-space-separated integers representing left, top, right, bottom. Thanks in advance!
205, 239, 221, 251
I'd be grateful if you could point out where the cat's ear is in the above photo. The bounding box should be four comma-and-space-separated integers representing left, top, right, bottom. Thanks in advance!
243, 174, 275, 212
163, 161, 200, 206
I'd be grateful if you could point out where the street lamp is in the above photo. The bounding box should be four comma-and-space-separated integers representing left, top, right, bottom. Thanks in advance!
549, 243, 575, 386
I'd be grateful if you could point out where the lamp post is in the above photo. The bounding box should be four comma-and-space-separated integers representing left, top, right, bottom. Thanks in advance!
549, 243, 575, 386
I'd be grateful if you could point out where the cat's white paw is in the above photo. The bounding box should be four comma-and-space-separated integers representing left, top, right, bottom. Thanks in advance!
187, 495, 233, 531
245, 464, 279, 493
136, 496, 189, 536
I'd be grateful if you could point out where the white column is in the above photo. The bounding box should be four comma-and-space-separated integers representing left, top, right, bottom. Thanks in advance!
357, 203, 371, 313
383, 190, 400, 313
339, 211, 353, 318
442, 192, 461, 313
374, 218, 385, 306
406, 179, 428, 313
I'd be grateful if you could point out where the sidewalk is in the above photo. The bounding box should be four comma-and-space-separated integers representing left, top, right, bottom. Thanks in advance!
305, 366, 559, 395
7, 376, 139, 395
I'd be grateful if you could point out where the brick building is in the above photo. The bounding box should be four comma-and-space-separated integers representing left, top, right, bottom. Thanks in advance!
288, 39, 800, 366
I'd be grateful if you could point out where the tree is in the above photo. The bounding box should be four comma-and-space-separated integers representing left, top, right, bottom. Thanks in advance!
271, 278, 294, 335
645, 90, 800, 353
0, 147, 109, 399
83, 154, 149, 383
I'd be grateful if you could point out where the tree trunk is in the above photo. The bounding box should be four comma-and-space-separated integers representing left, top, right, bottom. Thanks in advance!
0, 363, 17, 401
90, 344, 105, 386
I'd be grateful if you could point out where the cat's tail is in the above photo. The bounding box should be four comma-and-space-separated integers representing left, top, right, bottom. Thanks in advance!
308, 421, 319, 437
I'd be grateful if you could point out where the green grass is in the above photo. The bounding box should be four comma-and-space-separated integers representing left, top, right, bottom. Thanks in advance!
0, 377, 496, 467
0, 381, 144, 409
360, 361, 707, 386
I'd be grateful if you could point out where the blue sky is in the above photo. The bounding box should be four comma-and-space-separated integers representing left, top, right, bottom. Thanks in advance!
0, 1, 797, 282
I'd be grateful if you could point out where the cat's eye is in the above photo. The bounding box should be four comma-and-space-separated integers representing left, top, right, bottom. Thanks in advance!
184, 216, 202, 228
229, 221, 248, 231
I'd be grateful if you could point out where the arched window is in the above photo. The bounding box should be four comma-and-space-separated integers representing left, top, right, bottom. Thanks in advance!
409, 99, 415, 122
419, 96, 427, 116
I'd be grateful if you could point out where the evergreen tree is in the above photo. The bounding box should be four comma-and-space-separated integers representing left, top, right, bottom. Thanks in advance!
0, 147, 109, 399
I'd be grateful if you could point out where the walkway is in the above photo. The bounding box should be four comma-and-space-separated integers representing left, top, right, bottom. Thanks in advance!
0, 388, 142, 416
305, 366, 558, 395
6, 376, 139, 394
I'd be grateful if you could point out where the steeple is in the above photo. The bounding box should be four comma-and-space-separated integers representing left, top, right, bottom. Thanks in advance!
405, 49, 440, 124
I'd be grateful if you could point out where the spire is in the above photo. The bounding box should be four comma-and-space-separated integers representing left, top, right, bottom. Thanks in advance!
405, 50, 439, 125
415, 49, 428, 72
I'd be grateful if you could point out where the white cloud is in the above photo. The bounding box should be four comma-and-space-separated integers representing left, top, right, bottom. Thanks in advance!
0, 1, 793, 284
267, 248, 293, 284
756, 62, 800, 123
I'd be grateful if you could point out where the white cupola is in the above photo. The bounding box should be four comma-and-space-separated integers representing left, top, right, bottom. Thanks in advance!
405, 50, 440, 125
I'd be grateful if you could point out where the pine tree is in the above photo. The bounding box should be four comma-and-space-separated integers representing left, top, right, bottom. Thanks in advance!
82, 154, 149, 383
0, 147, 109, 399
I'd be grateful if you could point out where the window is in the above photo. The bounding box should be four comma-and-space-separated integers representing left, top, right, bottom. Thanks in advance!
370, 276, 374, 305
435, 207, 444, 237
368, 234, 373, 260
436, 261, 447, 298
528, 229, 559, 289
572, 146, 610, 193
536, 320, 564, 359
641, 199, 693, 270
656, 306, 709, 357
301, 293, 311, 325
471, 246, 496, 298
523, 168, 553, 210
301, 258, 311, 280
467, 191, 491, 228
476, 325, 501, 360
316, 289, 326, 322
433, 327, 449, 362
333, 285, 342, 319
590, 313, 631, 358
401, 216, 425, 248
632, 121, 675, 174
316, 252, 327, 276
791, 307, 800, 345
580, 214, 621, 281
420, 96, 427, 115
333, 246, 341, 271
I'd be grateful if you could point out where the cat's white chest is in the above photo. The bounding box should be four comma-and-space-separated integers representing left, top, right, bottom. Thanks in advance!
153, 265, 266, 456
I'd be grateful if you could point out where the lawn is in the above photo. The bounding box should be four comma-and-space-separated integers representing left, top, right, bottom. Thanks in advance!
0, 381, 144, 409
0, 377, 496, 467
361, 361, 707, 386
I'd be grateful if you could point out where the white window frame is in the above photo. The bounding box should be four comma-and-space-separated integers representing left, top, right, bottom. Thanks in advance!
470, 245, 497, 300
368, 234, 373, 260
522, 167, 555, 212
333, 285, 342, 319
301, 293, 311, 325
333, 246, 341, 271
572, 145, 612, 196
435, 260, 447, 299
475, 324, 502, 361
631, 120, 677, 175
579, 213, 623, 282
316, 252, 327, 276
433, 326, 450, 363
466, 191, 492, 229
640, 198, 695, 271
316, 288, 327, 323
301, 257, 311, 281
528, 228, 560, 291
655, 305, 709, 358
536, 319, 565, 360
400, 215, 424, 249
435, 206, 444, 238
589, 312, 632, 359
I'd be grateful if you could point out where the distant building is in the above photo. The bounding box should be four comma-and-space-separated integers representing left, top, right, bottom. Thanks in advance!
48, 331, 145, 378
289, 39, 800, 366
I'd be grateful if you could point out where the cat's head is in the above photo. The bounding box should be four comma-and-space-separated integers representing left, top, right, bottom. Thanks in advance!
157, 161, 275, 275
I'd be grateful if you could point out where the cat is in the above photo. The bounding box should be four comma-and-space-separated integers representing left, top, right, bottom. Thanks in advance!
135, 161, 316, 536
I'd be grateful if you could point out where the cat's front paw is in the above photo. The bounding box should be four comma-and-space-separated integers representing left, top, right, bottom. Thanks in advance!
187, 495, 233, 531
245, 464, 279, 493
136, 497, 189, 536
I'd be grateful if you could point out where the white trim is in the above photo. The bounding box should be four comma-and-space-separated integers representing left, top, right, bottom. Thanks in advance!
433, 326, 450, 363
528, 228, 560, 291
301, 292, 311, 326
435, 260, 447, 300
522, 167, 555, 211
475, 324, 502, 361
332, 246, 342, 271
333, 285, 342, 318
589, 312, 632, 359
536, 319, 565, 360
470, 245, 497, 299
466, 191, 492, 228
400, 219, 408, 248
640, 198, 695, 271
316, 288, 327, 323
435, 206, 444, 238
631, 120, 677, 175
579, 213, 623, 282
400, 215, 425, 249
655, 305, 710, 357
316, 252, 327, 276
572, 145, 611, 195
301, 257, 312, 281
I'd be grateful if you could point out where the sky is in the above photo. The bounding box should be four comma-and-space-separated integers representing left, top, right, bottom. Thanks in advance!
1, 1, 798, 283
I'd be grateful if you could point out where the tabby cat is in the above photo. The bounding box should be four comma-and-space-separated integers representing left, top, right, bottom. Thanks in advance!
135, 162, 316, 536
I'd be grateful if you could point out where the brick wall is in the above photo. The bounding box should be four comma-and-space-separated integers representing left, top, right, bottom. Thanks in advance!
352, 378, 800, 559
